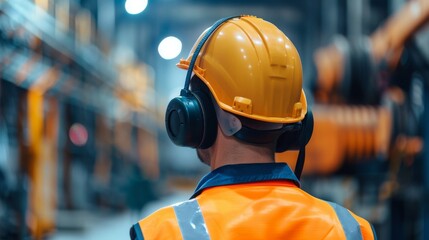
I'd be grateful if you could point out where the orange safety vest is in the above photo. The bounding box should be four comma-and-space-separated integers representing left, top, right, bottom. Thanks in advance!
130, 163, 377, 240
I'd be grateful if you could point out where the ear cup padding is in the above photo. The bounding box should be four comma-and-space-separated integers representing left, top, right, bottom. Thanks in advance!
298, 110, 314, 147
275, 123, 302, 152
276, 111, 314, 152
191, 90, 218, 148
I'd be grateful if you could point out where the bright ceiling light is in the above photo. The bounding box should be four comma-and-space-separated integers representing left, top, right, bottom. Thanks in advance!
125, 0, 148, 15
158, 36, 182, 60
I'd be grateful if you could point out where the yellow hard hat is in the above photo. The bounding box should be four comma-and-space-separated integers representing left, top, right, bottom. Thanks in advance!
177, 15, 307, 124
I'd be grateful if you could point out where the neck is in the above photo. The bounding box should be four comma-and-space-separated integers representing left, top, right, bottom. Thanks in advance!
210, 127, 275, 170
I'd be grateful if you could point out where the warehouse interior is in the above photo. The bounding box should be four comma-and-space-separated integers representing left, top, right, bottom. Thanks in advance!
0, 0, 428, 239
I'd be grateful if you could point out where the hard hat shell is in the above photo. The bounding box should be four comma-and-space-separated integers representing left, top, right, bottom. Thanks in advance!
178, 16, 307, 124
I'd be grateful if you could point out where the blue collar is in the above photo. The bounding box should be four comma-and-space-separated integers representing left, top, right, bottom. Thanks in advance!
191, 163, 300, 199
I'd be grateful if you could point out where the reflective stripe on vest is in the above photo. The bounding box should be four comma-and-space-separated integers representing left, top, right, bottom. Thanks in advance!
171, 198, 363, 240
328, 202, 363, 240
173, 199, 210, 240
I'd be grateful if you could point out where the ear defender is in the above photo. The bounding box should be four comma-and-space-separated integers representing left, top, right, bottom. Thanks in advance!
165, 93, 204, 148
165, 88, 217, 149
276, 110, 314, 153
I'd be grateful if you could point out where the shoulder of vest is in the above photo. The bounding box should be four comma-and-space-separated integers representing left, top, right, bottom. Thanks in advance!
139, 198, 198, 224
135, 203, 185, 240
347, 208, 378, 239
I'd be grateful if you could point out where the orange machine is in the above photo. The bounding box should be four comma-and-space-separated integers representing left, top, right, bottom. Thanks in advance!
314, 0, 429, 103
277, 105, 392, 175
277, 0, 429, 175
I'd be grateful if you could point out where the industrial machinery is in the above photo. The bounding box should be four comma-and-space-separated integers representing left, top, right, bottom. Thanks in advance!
0, 1, 158, 239
278, 0, 429, 239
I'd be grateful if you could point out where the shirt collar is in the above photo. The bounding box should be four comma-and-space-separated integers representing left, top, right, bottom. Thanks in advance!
191, 162, 300, 199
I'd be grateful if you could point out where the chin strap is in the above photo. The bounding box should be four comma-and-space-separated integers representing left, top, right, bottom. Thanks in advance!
294, 147, 306, 180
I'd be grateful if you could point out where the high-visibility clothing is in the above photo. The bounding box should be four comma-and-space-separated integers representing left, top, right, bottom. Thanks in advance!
130, 163, 377, 240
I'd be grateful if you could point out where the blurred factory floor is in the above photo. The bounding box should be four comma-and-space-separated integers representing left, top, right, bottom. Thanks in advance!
49, 189, 193, 240
49, 211, 136, 240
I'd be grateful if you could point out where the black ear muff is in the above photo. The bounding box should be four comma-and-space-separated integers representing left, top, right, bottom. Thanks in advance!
165, 89, 217, 149
165, 94, 204, 148
276, 110, 314, 152
298, 110, 314, 147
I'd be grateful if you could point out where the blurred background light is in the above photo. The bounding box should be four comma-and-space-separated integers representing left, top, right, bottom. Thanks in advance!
69, 123, 88, 146
125, 0, 148, 15
158, 36, 182, 60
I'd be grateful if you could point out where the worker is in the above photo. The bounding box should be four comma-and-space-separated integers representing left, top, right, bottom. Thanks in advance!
130, 15, 377, 240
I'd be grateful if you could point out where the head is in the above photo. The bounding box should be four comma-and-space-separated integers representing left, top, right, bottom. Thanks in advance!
189, 76, 280, 167
165, 16, 313, 171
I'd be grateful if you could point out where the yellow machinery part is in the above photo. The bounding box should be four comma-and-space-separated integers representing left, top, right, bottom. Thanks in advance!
26, 90, 58, 239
